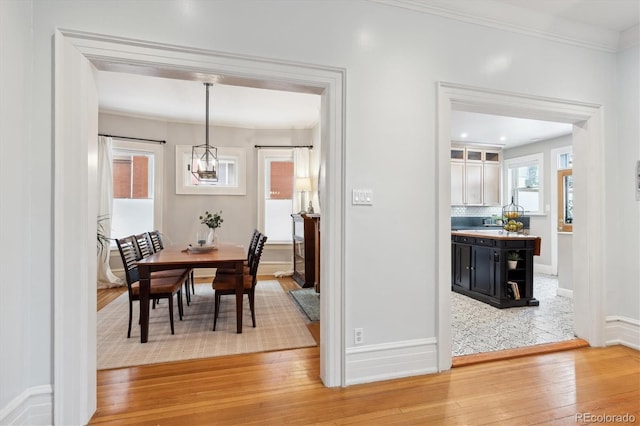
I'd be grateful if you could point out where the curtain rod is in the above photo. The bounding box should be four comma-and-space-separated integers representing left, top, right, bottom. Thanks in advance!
254, 145, 313, 149
99, 134, 166, 144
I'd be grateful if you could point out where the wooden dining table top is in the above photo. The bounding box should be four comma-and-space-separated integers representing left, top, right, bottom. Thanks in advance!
136, 243, 246, 268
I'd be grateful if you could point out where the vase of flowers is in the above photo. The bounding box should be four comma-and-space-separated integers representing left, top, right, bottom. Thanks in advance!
200, 210, 223, 246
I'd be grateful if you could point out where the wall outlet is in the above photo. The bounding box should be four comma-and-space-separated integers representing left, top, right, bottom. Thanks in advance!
354, 328, 364, 344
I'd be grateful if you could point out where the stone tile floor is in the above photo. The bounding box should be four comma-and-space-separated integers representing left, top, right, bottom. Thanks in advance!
452, 273, 575, 356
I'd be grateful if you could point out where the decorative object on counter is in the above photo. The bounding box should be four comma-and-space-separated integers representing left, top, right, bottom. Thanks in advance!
507, 251, 520, 270
191, 82, 218, 183
502, 196, 525, 233
200, 210, 223, 245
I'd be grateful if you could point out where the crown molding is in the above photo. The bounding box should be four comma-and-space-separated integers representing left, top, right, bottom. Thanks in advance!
371, 0, 623, 53
619, 24, 640, 51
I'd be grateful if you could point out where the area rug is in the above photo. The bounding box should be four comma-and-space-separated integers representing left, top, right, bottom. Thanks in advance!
97, 280, 316, 370
289, 288, 320, 321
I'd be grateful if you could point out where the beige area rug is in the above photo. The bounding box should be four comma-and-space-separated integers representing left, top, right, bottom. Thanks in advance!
97, 280, 316, 370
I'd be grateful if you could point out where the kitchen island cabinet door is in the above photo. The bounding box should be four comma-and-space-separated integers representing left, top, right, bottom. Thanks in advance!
452, 243, 471, 290
470, 246, 493, 296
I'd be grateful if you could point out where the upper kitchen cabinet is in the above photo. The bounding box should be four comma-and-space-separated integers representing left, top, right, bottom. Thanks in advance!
451, 146, 501, 206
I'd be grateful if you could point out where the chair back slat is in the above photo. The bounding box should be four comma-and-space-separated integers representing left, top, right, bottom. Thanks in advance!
135, 233, 154, 258
148, 230, 164, 252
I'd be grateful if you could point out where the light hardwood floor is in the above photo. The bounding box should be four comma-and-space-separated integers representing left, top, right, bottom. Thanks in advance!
94, 280, 639, 425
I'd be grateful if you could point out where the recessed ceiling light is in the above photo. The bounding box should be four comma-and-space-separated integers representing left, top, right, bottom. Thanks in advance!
460, 132, 468, 138
500, 136, 506, 141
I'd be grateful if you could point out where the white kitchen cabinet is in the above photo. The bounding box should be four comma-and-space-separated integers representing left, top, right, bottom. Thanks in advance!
451, 146, 501, 206
451, 161, 465, 205
483, 162, 501, 205
465, 162, 483, 205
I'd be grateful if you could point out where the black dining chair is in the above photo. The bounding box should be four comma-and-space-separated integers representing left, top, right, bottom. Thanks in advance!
215, 229, 261, 276
211, 234, 267, 331
138, 231, 194, 305
116, 235, 186, 338
148, 230, 195, 302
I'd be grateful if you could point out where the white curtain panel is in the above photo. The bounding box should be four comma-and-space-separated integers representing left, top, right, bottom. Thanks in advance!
97, 136, 124, 288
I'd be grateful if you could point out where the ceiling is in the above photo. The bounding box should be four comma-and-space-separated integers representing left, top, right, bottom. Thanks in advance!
98, 71, 321, 129
450, 111, 572, 148
97, 0, 636, 145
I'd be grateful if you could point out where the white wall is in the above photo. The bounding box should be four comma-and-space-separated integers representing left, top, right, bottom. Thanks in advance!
608, 43, 640, 320
0, 1, 53, 422
3, 0, 638, 421
503, 134, 573, 268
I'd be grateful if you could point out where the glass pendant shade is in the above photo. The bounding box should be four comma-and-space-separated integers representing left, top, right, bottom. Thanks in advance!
192, 144, 218, 182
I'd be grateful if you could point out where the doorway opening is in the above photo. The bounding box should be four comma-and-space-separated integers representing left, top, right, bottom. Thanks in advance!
54, 30, 345, 424
449, 111, 576, 359
437, 82, 606, 372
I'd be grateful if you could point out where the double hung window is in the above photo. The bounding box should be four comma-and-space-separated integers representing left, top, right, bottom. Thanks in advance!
503, 153, 544, 215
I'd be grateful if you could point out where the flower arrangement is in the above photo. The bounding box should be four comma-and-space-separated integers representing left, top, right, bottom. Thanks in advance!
200, 210, 223, 229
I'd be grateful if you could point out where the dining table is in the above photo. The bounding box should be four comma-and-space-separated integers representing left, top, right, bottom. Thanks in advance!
136, 242, 247, 343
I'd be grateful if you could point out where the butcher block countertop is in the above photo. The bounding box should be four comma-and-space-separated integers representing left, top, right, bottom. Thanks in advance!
451, 229, 539, 241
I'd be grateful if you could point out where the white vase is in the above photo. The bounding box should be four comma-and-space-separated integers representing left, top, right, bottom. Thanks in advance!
508, 260, 518, 270
206, 228, 217, 246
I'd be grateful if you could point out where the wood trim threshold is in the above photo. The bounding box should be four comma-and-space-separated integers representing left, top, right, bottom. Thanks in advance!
452, 338, 590, 368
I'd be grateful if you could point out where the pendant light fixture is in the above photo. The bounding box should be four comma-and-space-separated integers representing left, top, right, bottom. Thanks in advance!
191, 82, 218, 183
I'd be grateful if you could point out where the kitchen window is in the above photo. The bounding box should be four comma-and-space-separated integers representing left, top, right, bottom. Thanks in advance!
503, 153, 544, 215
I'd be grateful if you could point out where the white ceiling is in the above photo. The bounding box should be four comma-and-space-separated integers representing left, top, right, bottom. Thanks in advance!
97, 0, 636, 143
98, 71, 321, 129
450, 111, 572, 148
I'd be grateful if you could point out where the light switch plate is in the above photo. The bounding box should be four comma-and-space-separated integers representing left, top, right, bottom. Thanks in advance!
352, 189, 373, 205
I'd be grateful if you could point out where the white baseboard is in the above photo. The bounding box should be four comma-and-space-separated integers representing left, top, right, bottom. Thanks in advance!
534, 263, 554, 275
345, 338, 438, 385
0, 385, 52, 426
556, 288, 573, 298
605, 316, 640, 350
258, 261, 293, 276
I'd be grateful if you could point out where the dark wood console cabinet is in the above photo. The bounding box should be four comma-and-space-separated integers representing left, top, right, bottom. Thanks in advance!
451, 231, 540, 308
292, 214, 320, 291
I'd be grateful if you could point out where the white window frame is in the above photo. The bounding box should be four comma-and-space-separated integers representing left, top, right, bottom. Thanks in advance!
175, 145, 246, 195
503, 153, 544, 215
112, 139, 164, 240
257, 148, 295, 244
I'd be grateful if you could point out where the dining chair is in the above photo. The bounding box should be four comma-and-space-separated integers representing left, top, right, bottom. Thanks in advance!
147, 230, 164, 252
134, 232, 154, 258
116, 235, 186, 338
136, 232, 194, 306
211, 234, 267, 331
148, 230, 195, 302
215, 228, 261, 276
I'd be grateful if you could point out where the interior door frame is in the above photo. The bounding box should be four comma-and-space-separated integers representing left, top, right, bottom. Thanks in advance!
437, 82, 605, 371
54, 28, 346, 425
